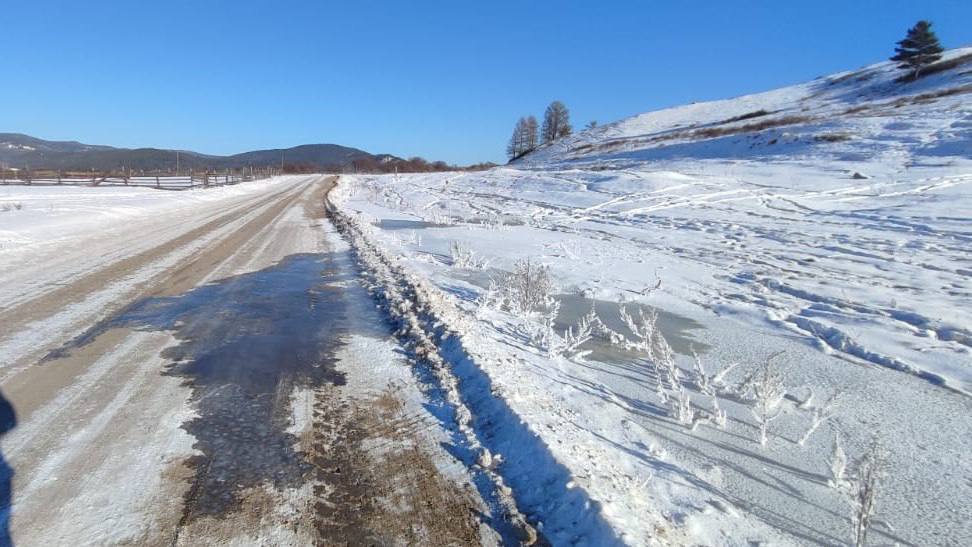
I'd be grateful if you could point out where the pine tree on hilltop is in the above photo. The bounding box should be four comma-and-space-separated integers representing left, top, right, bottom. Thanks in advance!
890, 20, 944, 79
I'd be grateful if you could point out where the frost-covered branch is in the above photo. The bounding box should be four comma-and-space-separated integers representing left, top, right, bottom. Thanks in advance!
744, 353, 786, 447
711, 362, 739, 388
828, 431, 848, 489
691, 349, 713, 396
652, 329, 680, 395
849, 441, 886, 547
450, 241, 486, 269
475, 279, 501, 318
798, 390, 840, 446
672, 386, 694, 427
618, 298, 658, 360
501, 258, 554, 315
554, 304, 596, 359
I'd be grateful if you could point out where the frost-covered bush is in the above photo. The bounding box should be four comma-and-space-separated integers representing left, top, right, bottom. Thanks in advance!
492, 258, 562, 354
740, 354, 786, 447
611, 295, 739, 431
549, 302, 596, 359
480, 261, 602, 360
798, 390, 839, 446
672, 386, 694, 426
828, 432, 848, 489
618, 299, 679, 398
691, 350, 713, 396
710, 395, 727, 429
501, 258, 554, 315
619, 300, 658, 360
476, 213, 505, 231
533, 297, 561, 354
689, 351, 728, 430
831, 439, 886, 547
427, 210, 453, 226
849, 443, 885, 547
653, 332, 679, 394
398, 230, 422, 247
450, 241, 479, 269
475, 279, 500, 318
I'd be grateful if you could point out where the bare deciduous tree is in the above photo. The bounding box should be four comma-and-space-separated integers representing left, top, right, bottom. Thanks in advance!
524, 115, 538, 151
541, 101, 572, 143
507, 117, 527, 161
507, 117, 538, 161
506, 119, 521, 160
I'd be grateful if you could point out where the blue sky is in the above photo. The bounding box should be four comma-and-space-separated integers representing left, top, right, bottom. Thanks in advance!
4, 1, 970, 164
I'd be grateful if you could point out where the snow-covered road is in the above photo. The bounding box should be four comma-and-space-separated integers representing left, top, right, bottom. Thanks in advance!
0, 177, 504, 545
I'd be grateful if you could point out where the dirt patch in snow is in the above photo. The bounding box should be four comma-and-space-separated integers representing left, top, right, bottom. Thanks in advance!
309, 386, 484, 545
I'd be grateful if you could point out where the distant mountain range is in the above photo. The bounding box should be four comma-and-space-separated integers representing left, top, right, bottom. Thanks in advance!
0, 133, 417, 172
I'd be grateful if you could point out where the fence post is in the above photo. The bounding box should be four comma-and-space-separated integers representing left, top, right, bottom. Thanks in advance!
26, 169, 31, 185
57, 170, 62, 185
156, 175, 160, 188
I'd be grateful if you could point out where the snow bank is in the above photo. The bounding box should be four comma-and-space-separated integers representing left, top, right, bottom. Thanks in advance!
326, 194, 625, 545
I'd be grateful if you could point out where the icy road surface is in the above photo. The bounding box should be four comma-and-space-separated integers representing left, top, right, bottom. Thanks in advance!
0, 176, 499, 545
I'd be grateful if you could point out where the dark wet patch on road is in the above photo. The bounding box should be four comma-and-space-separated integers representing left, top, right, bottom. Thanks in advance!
51, 253, 351, 523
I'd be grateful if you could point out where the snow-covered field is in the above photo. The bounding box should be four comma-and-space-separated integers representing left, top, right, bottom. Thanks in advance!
0, 177, 295, 256
332, 50, 972, 545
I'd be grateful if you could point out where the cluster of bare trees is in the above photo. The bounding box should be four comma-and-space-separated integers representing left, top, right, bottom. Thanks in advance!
344, 156, 495, 174
506, 116, 539, 162
507, 101, 573, 161
541, 101, 572, 143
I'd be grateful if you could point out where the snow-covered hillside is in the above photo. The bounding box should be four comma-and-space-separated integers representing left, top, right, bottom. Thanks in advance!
332, 50, 971, 546
525, 48, 972, 170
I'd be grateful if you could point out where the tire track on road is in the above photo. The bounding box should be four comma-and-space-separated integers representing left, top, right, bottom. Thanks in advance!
0, 179, 314, 379
1, 180, 306, 332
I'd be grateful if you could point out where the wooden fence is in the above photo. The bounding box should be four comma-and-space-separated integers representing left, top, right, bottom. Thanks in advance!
0, 167, 280, 190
